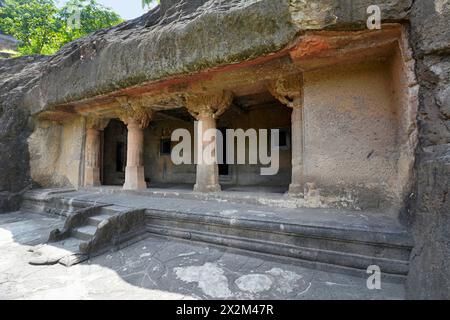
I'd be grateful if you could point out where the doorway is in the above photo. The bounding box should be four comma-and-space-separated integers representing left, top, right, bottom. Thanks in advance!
102, 119, 127, 186
218, 127, 229, 176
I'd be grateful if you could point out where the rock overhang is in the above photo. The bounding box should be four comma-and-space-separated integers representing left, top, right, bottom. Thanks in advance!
35, 26, 407, 122
21, 0, 414, 116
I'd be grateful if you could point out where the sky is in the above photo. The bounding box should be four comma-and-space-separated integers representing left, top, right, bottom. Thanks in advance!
57, 0, 157, 20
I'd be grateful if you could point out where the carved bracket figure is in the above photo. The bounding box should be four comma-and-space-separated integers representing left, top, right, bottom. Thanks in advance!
267, 74, 303, 109
116, 96, 154, 128
86, 116, 110, 131
183, 90, 233, 120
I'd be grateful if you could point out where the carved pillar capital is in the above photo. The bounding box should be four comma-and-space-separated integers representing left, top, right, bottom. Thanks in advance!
86, 117, 110, 131
268, 74, 303, 109
183, 91, 233, 120
116, 97, 154, 129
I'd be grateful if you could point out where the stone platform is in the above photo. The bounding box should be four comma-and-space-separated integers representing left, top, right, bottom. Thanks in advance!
21, 188, 413, 281
0, 211, 405, 299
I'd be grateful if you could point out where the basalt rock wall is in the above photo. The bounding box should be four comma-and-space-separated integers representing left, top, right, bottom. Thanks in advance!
405, 0, 450, 299
0, 56, 48, 212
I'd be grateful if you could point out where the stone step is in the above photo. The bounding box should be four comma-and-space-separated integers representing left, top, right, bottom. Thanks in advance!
87, 205, 127, 226
99, 205, 128, 215
87, 214, 113, 226
72, 225, 97, 241
21, 189, 94, 216
145, 209, 413, 277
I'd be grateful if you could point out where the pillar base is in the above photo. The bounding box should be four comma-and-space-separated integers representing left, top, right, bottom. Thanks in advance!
85, 167, 101, 187
288, 183, 304, 197
194, 184, 221, 193
123, 166, 147, 190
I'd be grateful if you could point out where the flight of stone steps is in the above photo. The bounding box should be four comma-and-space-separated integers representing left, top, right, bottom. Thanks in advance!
28, 203, 146, 267
72, 206, 124, 241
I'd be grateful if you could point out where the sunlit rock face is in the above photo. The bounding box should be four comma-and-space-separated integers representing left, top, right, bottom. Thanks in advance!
12, 0, 414, 114
0, 56, 48, 212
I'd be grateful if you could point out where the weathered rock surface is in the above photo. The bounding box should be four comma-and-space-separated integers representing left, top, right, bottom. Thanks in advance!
0, 56, 48, 212
410, 0, 450, 56
405, 0, 450, 299
289, 0, 412, 30
26, 0, 415, 114
406, 145, 450, 299
28, 0, 297, 112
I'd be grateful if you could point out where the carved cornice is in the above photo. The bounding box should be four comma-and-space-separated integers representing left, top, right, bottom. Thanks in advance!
116, 97, 154, 128
86, 116, 110, 130
268, 74, 303, 108
183, 91, 233, 120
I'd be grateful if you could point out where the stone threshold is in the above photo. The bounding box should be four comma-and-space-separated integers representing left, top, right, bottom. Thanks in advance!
86, 185, 391, 212
24, 188, 409, 234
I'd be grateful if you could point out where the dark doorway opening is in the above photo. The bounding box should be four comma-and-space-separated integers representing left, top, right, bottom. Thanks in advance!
218, 127, 229, 176
160, 138, 172, 156
103, 119, 127, 186
116, 142, 126, 173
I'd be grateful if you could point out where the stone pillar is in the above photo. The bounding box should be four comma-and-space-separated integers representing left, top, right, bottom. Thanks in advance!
117, 97, 153, 190
194, 112, 221, 192
123, 119, 147, 190
289, 104, 304, 194
84, 118, 109, 187
268, 74, 304, 196
185, 91, 233, 193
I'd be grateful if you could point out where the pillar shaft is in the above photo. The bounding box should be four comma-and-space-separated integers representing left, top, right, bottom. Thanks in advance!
267, 74, 305, 196
194, 114, 221, 193
84, 128, 102, 187
116, 98, 152, 191
184, 91, 233, 193
289, 106, 304, 195
123, 120, 147, 190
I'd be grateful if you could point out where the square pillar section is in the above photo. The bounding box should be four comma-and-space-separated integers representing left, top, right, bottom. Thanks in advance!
185, 91, 233, 193
117, 97, 153, 191
289, 105, 304, 195
84, 117, 110, 187
268, 74, 304, 196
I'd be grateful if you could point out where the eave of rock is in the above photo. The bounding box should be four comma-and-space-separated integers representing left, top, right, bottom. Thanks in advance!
24, 0, 414, 114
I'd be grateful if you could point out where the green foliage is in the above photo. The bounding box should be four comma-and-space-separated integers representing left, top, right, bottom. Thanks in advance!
0, 0, 123, 56
58, 0, 123, 43
0, 0, 60, 55
142, 0, 159, 9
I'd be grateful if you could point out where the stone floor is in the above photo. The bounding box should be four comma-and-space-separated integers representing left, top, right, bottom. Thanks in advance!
0, 211, 405, 300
